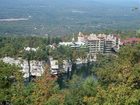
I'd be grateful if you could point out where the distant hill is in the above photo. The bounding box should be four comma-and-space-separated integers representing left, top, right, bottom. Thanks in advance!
0, 0, 140, 36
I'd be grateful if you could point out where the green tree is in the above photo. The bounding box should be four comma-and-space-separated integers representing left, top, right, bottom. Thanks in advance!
90, 45, 140, 105
0, 61, 23, 104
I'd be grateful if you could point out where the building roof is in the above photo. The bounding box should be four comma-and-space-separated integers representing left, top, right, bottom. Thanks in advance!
24, 47, 38, 52
88, 33, 100, 41
121, 38, 140, 45
59, 42, 73, 46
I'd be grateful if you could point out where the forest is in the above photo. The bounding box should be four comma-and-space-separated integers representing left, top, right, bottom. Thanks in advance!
0, 34, 140, 105
1, 0, 140, 104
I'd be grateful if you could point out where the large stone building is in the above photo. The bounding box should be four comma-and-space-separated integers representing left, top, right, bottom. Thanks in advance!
58, 32, 120, 54
78, 32, 120, 54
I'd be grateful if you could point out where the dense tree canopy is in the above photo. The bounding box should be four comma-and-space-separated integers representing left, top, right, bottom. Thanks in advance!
1, 35, 140, 104
0, 61, 23, 104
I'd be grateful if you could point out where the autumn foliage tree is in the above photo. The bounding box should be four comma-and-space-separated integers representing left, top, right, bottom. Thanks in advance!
31, 65, 59, 105
83, 45, 140, 105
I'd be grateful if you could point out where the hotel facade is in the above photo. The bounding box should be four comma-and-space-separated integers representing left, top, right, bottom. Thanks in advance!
78, 32, 120, 54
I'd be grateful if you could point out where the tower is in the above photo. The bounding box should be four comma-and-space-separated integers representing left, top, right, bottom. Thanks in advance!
72, 33, 75, 43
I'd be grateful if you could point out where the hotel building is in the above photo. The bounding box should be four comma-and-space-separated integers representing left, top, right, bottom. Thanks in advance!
78, 32, 120, 54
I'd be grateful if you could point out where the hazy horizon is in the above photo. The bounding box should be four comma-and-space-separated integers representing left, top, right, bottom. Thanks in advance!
0, 0, 140, 36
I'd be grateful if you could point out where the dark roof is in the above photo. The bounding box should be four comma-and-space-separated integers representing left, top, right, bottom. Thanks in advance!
121, 38, 140, 45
